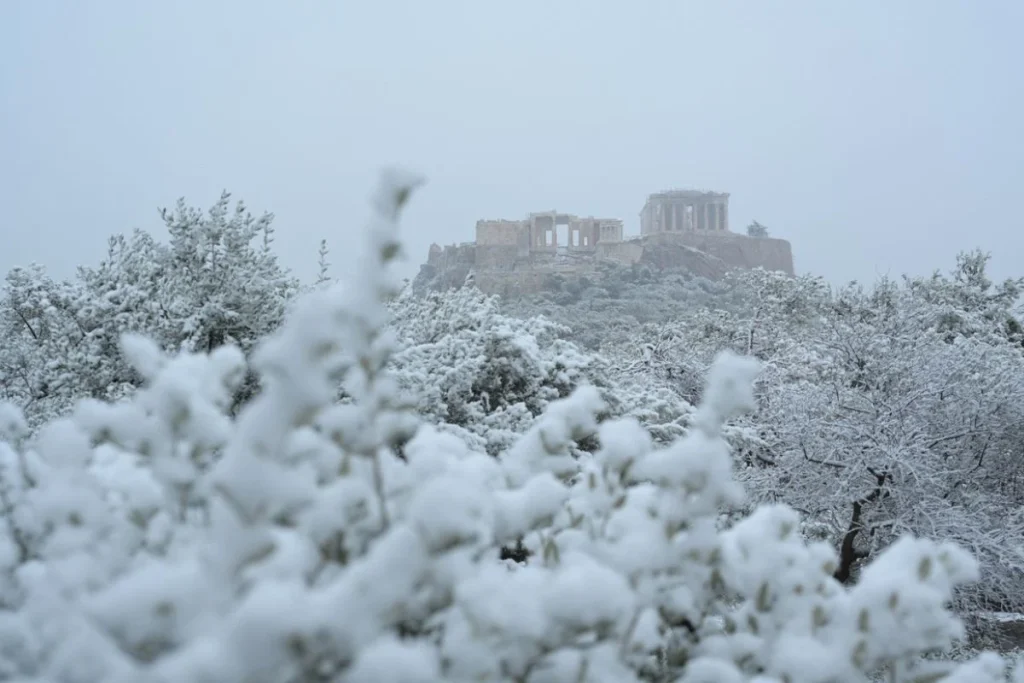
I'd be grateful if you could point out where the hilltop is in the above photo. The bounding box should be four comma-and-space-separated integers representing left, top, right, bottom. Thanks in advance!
414, 189, 794, 297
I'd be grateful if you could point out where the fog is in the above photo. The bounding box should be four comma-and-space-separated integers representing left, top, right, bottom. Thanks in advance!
2, 1, 1021, 285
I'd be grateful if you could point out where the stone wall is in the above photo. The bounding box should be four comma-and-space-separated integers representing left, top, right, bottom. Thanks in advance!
476, 220, 527, 246
421, 242, 476, 290
669, 232, 794, 274
475, 245, 520, 270
594, 239, 645, 265
628, 231, 794, 275
594, 232, 793, 276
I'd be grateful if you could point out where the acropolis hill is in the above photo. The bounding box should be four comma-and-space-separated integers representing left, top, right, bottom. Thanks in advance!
415, 189, 795, 297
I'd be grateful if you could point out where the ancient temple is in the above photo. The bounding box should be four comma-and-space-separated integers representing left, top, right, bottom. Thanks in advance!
639, 189, 729, 234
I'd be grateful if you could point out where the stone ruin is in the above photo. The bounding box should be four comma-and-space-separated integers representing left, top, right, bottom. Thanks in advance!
417, 189, 795, 297
474, 212, 624, 254
641, 189, 730, 234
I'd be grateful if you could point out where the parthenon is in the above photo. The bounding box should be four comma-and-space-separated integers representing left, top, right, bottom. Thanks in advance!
640, 190, 729, 234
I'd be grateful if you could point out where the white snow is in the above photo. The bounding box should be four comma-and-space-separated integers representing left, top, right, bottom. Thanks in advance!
0, 172, 1018, 682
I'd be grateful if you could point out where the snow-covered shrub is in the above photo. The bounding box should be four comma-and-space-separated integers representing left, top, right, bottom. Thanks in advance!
388, 285, 598, 455
0, 171, 1016, 683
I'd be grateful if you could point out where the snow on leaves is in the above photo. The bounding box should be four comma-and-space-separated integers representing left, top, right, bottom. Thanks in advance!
0, 172, 1016, 682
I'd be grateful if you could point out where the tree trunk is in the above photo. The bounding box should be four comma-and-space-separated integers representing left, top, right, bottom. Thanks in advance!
834, 469, 889, 584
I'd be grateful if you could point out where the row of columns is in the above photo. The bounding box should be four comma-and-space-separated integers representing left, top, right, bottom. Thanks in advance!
530, 216, 616, 249
666, 201, 728, 232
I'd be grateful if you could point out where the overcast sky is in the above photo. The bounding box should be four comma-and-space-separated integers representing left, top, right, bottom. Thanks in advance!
2, 1, 1022, 287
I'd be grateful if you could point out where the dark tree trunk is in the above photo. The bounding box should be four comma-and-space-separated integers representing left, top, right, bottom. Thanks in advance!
834, 469, 889, 584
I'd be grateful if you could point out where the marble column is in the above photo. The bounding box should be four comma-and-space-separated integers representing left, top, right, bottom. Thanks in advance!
720, 202, 728, 231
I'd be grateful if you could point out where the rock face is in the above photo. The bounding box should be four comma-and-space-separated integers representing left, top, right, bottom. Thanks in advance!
418, 242, 476, 291
415, 231, 795, 297
643, 231, 795, 275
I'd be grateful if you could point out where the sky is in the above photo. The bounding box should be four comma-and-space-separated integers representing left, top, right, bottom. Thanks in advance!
2, 1, 1022, 288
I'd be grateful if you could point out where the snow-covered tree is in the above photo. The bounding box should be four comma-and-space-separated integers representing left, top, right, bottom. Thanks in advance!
592, 259, 1024, 615
757, 271, 1024, 609
746, 221, 769, 238
153, 191, 298, 353
0, 264, 134, 425
387, 284, 600, 455
903, 249, 1024, 346
0, 171, 1015, 682
0, 193, 300, 427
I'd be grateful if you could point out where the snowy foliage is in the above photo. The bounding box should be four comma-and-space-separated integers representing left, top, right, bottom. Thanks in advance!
588, 256, 1024, 614
502, 263, 747, 351
0, 172, 1019, 682
0, 193, 299, 426
746, 221, 769, 238
387, 285, 600, 455
0, 265, 106, 426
